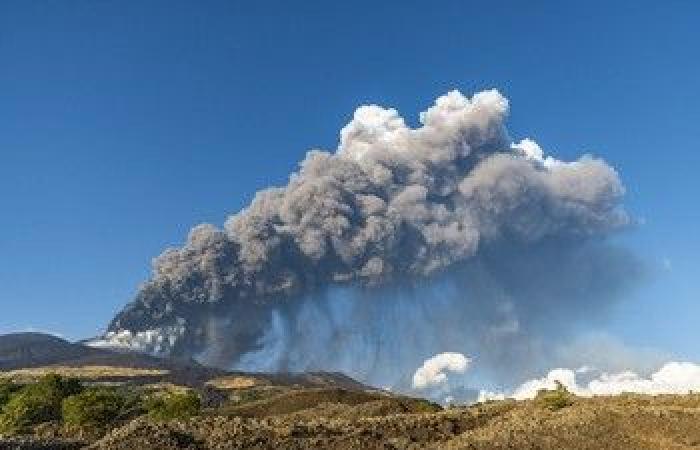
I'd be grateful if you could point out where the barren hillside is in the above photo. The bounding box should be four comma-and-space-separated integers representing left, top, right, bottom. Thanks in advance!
2, 334, 700, 449
89, 394, 700, 450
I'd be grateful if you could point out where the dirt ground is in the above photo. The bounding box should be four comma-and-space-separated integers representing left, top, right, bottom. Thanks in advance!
85, 394, 700, 450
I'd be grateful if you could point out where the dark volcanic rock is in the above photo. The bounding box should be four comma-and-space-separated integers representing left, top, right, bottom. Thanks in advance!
0, 436, 84, 450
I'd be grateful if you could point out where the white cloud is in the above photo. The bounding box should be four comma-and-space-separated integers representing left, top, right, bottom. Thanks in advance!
511, 138, 560, 168
412, 352, 471, 389
482, 361, 700, 401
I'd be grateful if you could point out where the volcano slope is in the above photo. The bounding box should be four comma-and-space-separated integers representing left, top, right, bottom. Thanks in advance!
3, 334, 700, 449
89, 393, 700, 450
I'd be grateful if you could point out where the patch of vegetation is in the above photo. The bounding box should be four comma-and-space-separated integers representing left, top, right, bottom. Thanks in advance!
0, 372, 203, 436
222, 386, 287, 408
535, 381, 575, 411
0, 374, 82, 435
2, 366, 169, 383
408, 398, 443, 413
145, 390, 201, 420
0, 379, 21, 408
62, 387, 128, 428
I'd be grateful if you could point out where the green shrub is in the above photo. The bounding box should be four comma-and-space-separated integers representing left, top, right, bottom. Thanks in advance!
119, 390, 148, 419
0, 374, 82, 435
145, 390, 201, 420
535, 381, 574, 411
34, 373, 83, 399
62, 387, 127, 428
0, 380, 20, 409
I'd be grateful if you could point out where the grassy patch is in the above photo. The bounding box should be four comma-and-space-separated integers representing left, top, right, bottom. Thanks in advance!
408, 398, 443, 413
206, 376, 259, 390
2, 366, 168, 382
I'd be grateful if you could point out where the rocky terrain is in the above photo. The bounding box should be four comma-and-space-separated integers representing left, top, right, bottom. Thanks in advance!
83, 393, 700, 450
2, 333, 700, 449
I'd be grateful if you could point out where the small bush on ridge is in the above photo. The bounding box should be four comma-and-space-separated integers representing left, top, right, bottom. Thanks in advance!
535, 381, 575, 411
145, 390, 201, 420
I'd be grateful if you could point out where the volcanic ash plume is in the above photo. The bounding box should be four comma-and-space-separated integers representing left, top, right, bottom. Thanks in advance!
98, 88, 640, 389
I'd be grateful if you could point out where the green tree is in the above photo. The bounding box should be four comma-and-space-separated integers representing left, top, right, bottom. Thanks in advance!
62, 387, 127, 428
0, 374, 82, 435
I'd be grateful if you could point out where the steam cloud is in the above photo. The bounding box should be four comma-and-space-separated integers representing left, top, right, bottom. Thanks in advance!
412, 352, 470, 389
98, 88, 641, 390
479, 362, 700, 401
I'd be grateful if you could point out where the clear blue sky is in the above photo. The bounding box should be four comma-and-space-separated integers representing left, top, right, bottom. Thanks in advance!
1, 1, 698, 359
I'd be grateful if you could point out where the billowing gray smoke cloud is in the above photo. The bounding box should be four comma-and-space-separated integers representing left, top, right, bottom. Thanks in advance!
102, 89, 640, 389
